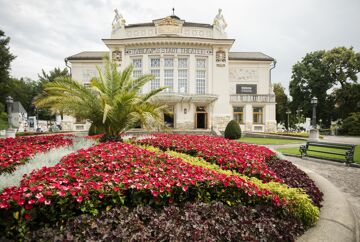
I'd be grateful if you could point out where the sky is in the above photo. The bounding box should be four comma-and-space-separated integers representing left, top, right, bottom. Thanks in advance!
1, 0, 359, 92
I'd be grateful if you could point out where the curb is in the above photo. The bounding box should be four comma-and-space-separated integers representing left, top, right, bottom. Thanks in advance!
295, 164, 358, 242
269, 149, 358, 242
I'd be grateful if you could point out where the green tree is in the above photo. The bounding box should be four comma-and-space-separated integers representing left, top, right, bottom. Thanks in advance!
289, 50, 333, 127
324, 47, 360, 88
38, 67, 69, 83
273, 83, 289, 127
0, 30, 16, 105
0, 30, 16, 85
34, 60, 167, 135
36, 67, 70, 120
333, 83, 360, 119
339, 112, 360, 136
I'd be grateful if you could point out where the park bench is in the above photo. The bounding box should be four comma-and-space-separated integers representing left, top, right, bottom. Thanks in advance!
299, 141, 355, 165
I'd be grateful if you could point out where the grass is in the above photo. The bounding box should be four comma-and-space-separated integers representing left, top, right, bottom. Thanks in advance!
276, 145, 360, 164
238, 137, 305, 145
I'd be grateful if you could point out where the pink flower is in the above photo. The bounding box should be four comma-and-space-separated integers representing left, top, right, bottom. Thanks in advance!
45, 200, 51, 205
76, 196, 83, 203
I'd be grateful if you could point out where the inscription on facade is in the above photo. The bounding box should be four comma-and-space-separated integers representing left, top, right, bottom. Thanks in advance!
125, 48, 213, 55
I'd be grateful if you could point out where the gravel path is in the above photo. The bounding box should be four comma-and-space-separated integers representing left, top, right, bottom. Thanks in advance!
277, 154, 360, 235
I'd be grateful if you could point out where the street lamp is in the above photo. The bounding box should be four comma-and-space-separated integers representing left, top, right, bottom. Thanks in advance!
311, 97, 318, 128
5, 96, 13, 129
309, 97, 319, 141
286, 110, 291, 131
296, 109, 302, 130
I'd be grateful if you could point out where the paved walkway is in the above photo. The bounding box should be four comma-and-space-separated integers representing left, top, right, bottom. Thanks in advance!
286, 156, 360, 223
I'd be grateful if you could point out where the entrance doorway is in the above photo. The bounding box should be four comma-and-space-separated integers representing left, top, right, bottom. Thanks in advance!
164, 106, 175, 128
195, 106, 207, 129
164, 113, 174, 128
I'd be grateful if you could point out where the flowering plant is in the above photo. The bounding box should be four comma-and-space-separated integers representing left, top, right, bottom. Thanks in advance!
137, 134, 280, 182
0, 135, 73, 174
0, 141, 285, 237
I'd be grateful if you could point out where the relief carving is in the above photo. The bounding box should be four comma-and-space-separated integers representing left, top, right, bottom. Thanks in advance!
229, 67, 258, 82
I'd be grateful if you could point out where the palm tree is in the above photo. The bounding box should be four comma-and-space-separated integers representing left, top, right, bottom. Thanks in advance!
33, 59, 167, 136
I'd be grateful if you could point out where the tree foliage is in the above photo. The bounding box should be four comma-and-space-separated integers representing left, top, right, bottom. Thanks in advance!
339, 112, 360, 136
289, 47, 360, 127
333, 83, 360, 119
34, 60, 168, 135
0, 30, 16, 85
273, 83, 289, 126
38, 67, 69, 83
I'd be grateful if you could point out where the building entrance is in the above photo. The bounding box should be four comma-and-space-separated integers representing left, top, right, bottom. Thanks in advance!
195, 106, 207, 129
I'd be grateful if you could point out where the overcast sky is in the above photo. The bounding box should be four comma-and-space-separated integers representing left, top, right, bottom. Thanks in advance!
1, 0, 359, 92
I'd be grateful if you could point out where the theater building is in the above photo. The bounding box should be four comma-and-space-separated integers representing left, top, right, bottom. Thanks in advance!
65, 9, 277, 132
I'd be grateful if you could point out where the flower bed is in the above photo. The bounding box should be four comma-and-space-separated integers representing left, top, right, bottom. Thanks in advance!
26, 202, 305, 242
137, 134, 280, 182
136, 134, 323, 208
0, 142, 287, 239
0, 135, 73, 174
266, 159, 323, 207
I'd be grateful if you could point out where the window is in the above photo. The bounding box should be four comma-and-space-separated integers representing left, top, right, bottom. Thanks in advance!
178, 58, 188, 93
233, 106, 244, 124
196, 59, 206, 94
164, 58, 174, 92
253, 107, 263, 124
132, 58, 142, 79
150, 58, 160, 90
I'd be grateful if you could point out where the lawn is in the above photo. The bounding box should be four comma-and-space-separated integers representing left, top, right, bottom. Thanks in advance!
276, 145, 360, 164
238, 137, 305, 145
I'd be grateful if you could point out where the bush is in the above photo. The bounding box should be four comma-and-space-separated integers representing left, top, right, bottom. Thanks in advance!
26, 202, 305, 242
99, 134, 123, 142
88, 124, 103, 136
339, 112, 360, 136
224, 120, 242, 140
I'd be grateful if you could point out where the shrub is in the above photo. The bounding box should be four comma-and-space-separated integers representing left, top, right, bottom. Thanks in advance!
266, 159, 323, 208
224, 120, 242, 140
99, 134, 123, 142
339, 112, 360, 136
26, 202, 305, 242
88, 124, 103, 136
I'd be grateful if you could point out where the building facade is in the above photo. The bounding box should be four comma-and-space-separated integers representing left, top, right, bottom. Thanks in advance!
65, 9, 277, 132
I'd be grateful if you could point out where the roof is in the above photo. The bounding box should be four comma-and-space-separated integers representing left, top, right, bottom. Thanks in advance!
12, 101, 27, 114
66, 51, 108, 61
229, 52, 274, 61
126, 15, 212, 29
66, 51, 275, 62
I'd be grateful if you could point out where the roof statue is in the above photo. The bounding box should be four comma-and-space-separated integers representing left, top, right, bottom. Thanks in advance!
213, 8, 227, 34
112, 9, 126, 32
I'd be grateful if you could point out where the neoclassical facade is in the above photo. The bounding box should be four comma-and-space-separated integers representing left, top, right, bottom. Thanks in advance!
65, 9, 277, 132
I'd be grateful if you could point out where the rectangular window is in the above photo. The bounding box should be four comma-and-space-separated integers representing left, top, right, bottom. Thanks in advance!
253, 107, 263, 124
132, 58, 143, 93
178, 58, 188, 93
196, 58, 207, 94
233, 106, 244, 124
164, 69, 174, 92
150, 58, 160, 90
164, 58, 174, 92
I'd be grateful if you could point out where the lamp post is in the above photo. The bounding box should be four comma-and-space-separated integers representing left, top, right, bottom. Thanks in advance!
296, 109, 302, 130
5, 96, 13, 129
311, 97, 318, 128
286, 110, 291, 131
5, 96, 16, 138
309, 96, 319, 141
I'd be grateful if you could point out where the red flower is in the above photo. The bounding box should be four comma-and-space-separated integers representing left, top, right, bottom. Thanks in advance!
24, 213, 31, 220
76, 196, 83, 203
